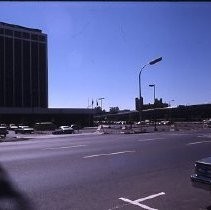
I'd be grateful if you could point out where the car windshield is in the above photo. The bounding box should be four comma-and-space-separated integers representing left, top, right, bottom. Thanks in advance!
0, 2, 211, 210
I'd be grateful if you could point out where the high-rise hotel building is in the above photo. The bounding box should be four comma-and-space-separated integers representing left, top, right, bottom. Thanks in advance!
0, 22, 48, 108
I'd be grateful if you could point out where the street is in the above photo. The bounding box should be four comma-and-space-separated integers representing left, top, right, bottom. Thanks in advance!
1, 130, 211, 210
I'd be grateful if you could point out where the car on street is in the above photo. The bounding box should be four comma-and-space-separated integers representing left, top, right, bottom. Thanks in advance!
70, 124, 81, 130
207, 119, 211, 128
0, 126, 8, 139
34, 122, 57, 131
52, 126, 74, 135
9, 124, 18, 130
15, 126, 34, 134
59, 126, 71, 130
191, 157, 211, 191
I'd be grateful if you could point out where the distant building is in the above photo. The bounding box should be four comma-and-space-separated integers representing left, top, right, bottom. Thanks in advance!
135, 97, 143, 111
0, 22, 48, 108
135, 97, 168, 111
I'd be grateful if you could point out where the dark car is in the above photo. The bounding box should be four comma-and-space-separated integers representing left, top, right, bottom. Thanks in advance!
0, 126, 8, 139
191, 157, 211, 191
70, 124, 81, 130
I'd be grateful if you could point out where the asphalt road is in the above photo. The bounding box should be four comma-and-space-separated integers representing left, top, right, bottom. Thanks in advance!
1, 129, 211, 210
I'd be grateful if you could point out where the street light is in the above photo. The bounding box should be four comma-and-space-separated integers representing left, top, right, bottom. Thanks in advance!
138, 57, 162, 126
149, 84, 157, 131
149, 84, 155, 103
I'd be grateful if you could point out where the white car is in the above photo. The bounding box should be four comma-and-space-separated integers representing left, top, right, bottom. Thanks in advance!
53, 126, 74, 135
59, 126, 73, 130
15, 126, 34, 134
9, 124, 18, 130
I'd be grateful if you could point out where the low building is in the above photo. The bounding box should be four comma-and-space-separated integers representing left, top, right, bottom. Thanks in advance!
0, 107, 94, 127
135, 97, 168, 111
95, 104, 211, 123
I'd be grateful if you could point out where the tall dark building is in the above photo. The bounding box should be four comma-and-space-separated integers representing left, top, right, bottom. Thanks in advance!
0, 22, 48, 108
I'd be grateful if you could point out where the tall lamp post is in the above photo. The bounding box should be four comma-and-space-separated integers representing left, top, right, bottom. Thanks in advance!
138, 57, 162, 127
149, 84, 157, 131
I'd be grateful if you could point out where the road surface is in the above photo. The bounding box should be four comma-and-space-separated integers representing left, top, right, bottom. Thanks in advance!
1, 130, 211, 210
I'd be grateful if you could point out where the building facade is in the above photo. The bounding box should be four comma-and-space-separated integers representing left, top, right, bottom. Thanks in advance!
0, 22, 95, 127
0, 22, 48, 108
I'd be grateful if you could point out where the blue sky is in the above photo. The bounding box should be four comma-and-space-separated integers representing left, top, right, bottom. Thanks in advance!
0, 2, 211, 111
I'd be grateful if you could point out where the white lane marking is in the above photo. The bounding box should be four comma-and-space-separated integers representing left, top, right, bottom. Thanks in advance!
138, 138, 165, 142
167, 133, 190, 136
187, 141, 211, 145
43, 145, 87, 150
119, 192, 165, 210
83, 150, 135, 159
198, 135, 211, 138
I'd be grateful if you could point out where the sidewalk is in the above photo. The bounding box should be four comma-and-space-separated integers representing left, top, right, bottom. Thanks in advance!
1, 129, 103, 142
16, 131, 103, 140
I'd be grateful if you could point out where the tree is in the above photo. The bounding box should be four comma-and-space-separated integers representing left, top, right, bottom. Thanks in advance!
109, 107, 119, 114
94, 106, 106, 114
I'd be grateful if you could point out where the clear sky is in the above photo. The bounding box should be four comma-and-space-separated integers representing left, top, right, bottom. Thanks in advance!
0, 2, 211, 111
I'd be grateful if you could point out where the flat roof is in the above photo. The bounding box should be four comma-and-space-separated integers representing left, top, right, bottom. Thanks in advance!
0, 22, 42, 33
0, 108, 94, 115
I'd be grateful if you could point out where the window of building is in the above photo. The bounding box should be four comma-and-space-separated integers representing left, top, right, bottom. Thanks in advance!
39, 35, 46, 42
0, 28, 4, 35
31, 34, 38, 41
22, 32, 30, 39
14, 31, 22, 38
5, 29, 13, 36
5, 37, 13, 106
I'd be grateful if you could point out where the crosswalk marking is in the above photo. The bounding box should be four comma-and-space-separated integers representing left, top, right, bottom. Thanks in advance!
119, 192, 165, 210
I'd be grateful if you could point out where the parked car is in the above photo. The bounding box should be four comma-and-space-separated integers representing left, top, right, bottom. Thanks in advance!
59, 126, 71, 130
15, 126, 34, 134
70, 124, 81, 130
34, 122, 57, 131
9, 124, 18, 130
52, 126, 74, 135
207, 119, 211, 128
0, 126, 8, 139
191, 157, 211, 191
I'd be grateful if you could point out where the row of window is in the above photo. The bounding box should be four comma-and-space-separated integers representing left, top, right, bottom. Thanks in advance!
0, 28, 46, 41
0, 36, 47, 108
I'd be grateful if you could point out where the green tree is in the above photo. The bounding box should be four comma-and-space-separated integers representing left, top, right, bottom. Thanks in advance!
109, 107, 119, 114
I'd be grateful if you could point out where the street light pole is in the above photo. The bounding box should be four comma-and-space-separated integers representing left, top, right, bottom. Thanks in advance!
139, 64, 147, 101
138, 57, 162, 128
149, 84, 157, 131
138, 64, 147, 127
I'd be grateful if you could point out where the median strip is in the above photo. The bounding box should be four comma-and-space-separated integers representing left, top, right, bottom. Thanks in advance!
83, 150, 136, 159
